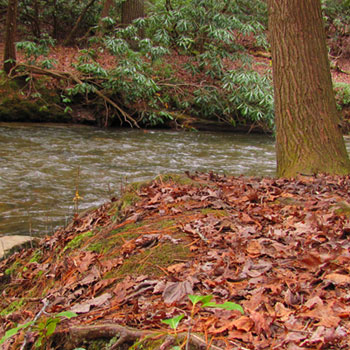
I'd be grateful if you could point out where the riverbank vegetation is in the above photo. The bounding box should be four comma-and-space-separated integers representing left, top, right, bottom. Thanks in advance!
2, 1, 350, 349
1, 173, 350, 349
0, 0, 350, 131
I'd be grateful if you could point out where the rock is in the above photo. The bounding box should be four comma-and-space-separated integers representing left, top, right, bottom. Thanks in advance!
0, 235, 36, 259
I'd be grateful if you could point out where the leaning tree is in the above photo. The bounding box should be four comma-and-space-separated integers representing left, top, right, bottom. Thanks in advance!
4, 0, 18, 74
267, 0, 350, 177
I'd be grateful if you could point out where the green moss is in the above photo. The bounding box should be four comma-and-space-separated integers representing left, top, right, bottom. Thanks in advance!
87, 242, 105, 253
29, 250, 43, 263
4, 260, 22, 276
333, 201, 350, 217
109, 222, 145, 237
0, 298, 25, 316
63, 231, 94, 252
157, 219, 176, 228
109, 191, 142, 222
200, 208, 229, 217
155, 173, 195, 186
120, 192, 140, 210
0, 74, 68, 123
115, 242, 191, 278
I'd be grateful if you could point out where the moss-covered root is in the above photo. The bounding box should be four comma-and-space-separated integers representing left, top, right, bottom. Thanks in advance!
65, 323, 212, 350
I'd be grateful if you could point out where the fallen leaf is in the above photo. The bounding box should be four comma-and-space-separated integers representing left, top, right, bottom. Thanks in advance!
167, 263, 186, 274
325, 273, 350, 285
71, 293, 111, 313
162, 281, 193, 304
232, 316, 254, 332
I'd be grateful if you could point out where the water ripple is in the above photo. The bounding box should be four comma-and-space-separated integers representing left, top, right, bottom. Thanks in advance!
0, 123, 276, 236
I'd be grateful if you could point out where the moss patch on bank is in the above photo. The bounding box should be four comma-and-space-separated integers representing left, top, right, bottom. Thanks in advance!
1, 173, 350, 349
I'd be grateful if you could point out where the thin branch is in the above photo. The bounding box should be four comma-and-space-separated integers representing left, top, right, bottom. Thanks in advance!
20, 298, 50, 350
11, 63, 139, 127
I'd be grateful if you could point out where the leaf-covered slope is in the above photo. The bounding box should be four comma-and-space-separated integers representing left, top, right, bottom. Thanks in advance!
1, 173, 350, 349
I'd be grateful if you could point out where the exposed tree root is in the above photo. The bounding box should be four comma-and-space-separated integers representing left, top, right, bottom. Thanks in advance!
66, 323, 223, 350
9, 63, 140, 127
335, 64, 350, 75
67, 324, 148, 349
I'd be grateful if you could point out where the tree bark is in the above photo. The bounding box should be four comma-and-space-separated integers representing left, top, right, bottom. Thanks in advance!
3, 0, 18, 74
121, 0, 144, 26
63, 0, 97, 46
97, 0, 115, 36
267, 0, 350, 177
101, 0, 115, 19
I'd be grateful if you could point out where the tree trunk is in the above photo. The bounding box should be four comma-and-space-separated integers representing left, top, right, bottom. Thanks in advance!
63, 0, 97, 46
121, 0, 144, 26
97, 0, 115, 36
4, 0, 18, 74
101, 0, 115, 19
31, 0, 41, 38
267, 0, 350, 177
52, 0, 58, 39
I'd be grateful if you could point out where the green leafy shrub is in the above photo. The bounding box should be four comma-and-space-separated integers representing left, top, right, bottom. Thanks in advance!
334, 82, 350, 106
322, 0, 350, 57
16, 36, 57, 67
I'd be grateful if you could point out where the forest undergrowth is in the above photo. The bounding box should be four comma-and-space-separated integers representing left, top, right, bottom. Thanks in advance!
1, 173, 350, 349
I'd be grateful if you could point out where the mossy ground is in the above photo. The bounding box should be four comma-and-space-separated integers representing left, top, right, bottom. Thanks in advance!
0, 73, 68, 122
3, 174, 350, 349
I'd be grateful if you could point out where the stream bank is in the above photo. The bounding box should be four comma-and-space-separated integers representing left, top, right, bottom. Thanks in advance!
0, 123, 276, 237
1, 70, 350, 133
0, 73, 264, 132
1, 173, 350, 349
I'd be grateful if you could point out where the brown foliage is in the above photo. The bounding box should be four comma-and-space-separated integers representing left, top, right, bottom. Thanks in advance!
1, 173, 350, 349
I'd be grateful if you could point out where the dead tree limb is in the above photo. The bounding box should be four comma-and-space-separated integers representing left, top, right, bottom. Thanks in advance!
11, 63, 139, 127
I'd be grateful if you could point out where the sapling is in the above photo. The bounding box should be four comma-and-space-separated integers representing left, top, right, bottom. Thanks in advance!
161, 294, 244, 349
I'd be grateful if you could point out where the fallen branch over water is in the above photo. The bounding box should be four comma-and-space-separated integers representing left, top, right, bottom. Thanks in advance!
10, 63, 139, 127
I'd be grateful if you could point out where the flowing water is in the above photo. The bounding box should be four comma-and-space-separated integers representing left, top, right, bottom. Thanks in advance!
0, 123, 278, 236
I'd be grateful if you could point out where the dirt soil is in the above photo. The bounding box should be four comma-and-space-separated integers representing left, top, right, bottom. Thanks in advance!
1, 173, 350, 349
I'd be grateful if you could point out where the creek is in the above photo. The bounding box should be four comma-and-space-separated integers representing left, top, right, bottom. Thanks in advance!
0, 122, 278, 236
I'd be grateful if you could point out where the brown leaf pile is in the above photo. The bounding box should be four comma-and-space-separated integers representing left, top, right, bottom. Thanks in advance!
1, 173, 350, 349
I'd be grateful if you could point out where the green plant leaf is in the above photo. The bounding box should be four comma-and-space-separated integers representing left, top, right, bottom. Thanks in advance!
45, 319, 59, 336
202, 301, 244, 314
188, 294, 213, 306
56, 311, 78, 319
161, 314, 185, 330
0, 320, 34, 345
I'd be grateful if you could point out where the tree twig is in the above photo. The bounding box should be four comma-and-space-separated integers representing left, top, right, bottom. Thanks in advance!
20, 298, 50, 350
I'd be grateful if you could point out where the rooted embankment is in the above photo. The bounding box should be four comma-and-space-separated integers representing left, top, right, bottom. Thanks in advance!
1, 173, 350, 349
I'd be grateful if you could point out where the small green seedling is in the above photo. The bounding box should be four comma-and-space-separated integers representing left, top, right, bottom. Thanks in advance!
161, 295, 244, 349
0, 320, 34, 345
161, 314, 185, 349
35, 311, 78, 347
202, 301, 244, 314
0, 310, 77, 347
188, 294, 244, 314
161, 314, 185, 330
188, 294, 213, 307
